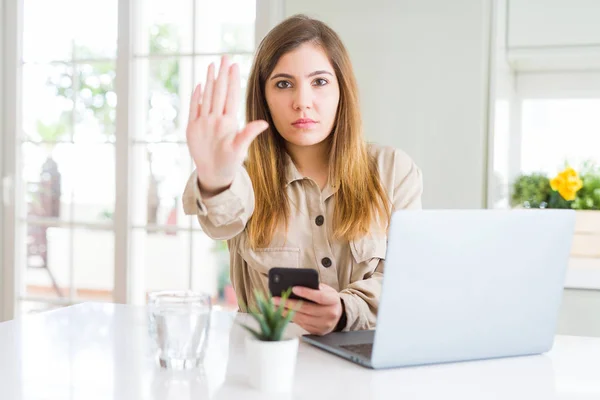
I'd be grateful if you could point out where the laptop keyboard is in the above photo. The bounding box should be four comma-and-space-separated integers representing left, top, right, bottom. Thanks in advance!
339, 343, 373, 359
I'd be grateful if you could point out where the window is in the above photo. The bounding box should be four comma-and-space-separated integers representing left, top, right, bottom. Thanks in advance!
490, 75, 600, 210
3, 0, 256, 317
20, 0, 119, 313
128, 0, 255, 307
521, 99, 600, 176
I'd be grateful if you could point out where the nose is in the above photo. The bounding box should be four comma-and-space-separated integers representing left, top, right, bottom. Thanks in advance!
292, 83, 312, 111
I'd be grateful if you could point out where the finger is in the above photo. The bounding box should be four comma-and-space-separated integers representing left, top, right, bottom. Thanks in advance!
280, 304, 315, 319
289, 305, 340, 326
292, 285, 338, 306
318, 283, 336, 292
233, 120, 269, 152
278, 302, 332, 322
188, 83, 202, 121
273, 297, 300, 310
274, 297, 322, 317
211, 55, 231, 115
292, 317, 321, 335
273, 304, 298, 317
200, 63, 215, 117
292, 313, 327, 334
281, 307, 294, 318
224, 63, 240, 117
296, 321, 322, 334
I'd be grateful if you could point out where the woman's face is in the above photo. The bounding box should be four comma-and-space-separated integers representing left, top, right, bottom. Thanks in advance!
265, 43, 340, 149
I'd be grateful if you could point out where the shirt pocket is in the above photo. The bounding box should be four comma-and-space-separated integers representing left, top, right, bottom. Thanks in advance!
239, 246, 301, 276
349, 236, 387, 280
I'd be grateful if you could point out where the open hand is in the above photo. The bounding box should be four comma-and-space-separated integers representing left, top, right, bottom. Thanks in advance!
186, 55, 268, 195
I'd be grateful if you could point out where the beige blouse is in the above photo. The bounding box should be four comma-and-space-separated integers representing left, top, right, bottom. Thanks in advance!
182, 143, 423, 331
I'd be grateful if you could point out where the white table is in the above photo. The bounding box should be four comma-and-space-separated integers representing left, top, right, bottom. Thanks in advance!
1, 303, 599, 399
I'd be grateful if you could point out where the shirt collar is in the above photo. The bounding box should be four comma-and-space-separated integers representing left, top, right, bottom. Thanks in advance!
283, 151, 304, 187
283, 151, 339, 200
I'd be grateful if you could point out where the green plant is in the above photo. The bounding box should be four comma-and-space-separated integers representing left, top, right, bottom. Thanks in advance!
547, 190, 573, 209
510, 161, 600, 211
572, 164, 600, 210
240, 288, 298, 342
510, 173, 551, 208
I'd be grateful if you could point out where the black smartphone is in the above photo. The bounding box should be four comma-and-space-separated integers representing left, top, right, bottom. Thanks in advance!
268, 267, 319, 301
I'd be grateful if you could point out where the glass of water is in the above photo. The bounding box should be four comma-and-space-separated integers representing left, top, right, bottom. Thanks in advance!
148, 290, 212, 370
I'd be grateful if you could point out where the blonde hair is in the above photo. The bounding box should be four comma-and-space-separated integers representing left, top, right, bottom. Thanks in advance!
245, 14, 390, 249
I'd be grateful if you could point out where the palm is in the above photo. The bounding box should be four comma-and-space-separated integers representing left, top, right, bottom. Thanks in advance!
186, 56, 268, 193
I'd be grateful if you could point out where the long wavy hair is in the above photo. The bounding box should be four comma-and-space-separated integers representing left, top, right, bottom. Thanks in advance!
245, 14, 390, 249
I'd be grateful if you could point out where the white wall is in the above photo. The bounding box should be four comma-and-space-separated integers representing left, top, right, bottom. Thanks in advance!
558, 289, 600, 337
508, 0, 600, 48
507, 0, 600, 71
282, 0, 494, 209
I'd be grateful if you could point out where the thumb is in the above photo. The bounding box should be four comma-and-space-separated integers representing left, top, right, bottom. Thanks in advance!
233, 120, 269, 153
319, 283, 338, 296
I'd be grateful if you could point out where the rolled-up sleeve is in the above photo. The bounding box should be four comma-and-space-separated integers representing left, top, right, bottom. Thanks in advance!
338, 149, 423, 331
339, 262, 384, 331
182, 167, 255, 240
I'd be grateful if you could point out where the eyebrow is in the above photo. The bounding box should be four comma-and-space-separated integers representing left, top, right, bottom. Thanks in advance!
269, 70, 334, 80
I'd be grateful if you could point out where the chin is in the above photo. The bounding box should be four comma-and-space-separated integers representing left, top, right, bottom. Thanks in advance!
281, 130, 330, 148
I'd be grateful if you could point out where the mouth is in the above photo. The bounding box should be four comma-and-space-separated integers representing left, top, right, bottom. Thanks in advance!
292, 118, 318, 128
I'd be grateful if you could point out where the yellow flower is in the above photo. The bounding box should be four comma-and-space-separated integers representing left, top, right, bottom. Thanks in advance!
550, 167, 583, 201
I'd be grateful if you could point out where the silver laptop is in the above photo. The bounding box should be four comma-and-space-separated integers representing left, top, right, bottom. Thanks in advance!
302, 209, 576, 369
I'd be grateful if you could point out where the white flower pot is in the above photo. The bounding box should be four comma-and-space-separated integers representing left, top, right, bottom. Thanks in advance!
245, 336, 299, 393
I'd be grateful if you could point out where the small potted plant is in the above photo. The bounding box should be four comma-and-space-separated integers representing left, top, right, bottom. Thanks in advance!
240, 288, 300, 393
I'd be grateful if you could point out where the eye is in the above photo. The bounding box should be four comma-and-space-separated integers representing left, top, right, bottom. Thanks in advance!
276, 80, 292, 89
313, 78, 328, 86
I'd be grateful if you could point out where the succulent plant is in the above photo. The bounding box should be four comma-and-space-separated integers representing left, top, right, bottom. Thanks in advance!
240, 288, 298, 342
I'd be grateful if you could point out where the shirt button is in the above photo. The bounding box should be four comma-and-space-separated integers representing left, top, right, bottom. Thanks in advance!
321, 257, 332, 268
315, 215, 324, 226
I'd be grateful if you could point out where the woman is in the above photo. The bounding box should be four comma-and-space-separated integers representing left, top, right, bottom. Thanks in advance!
182, 14, 423, 335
